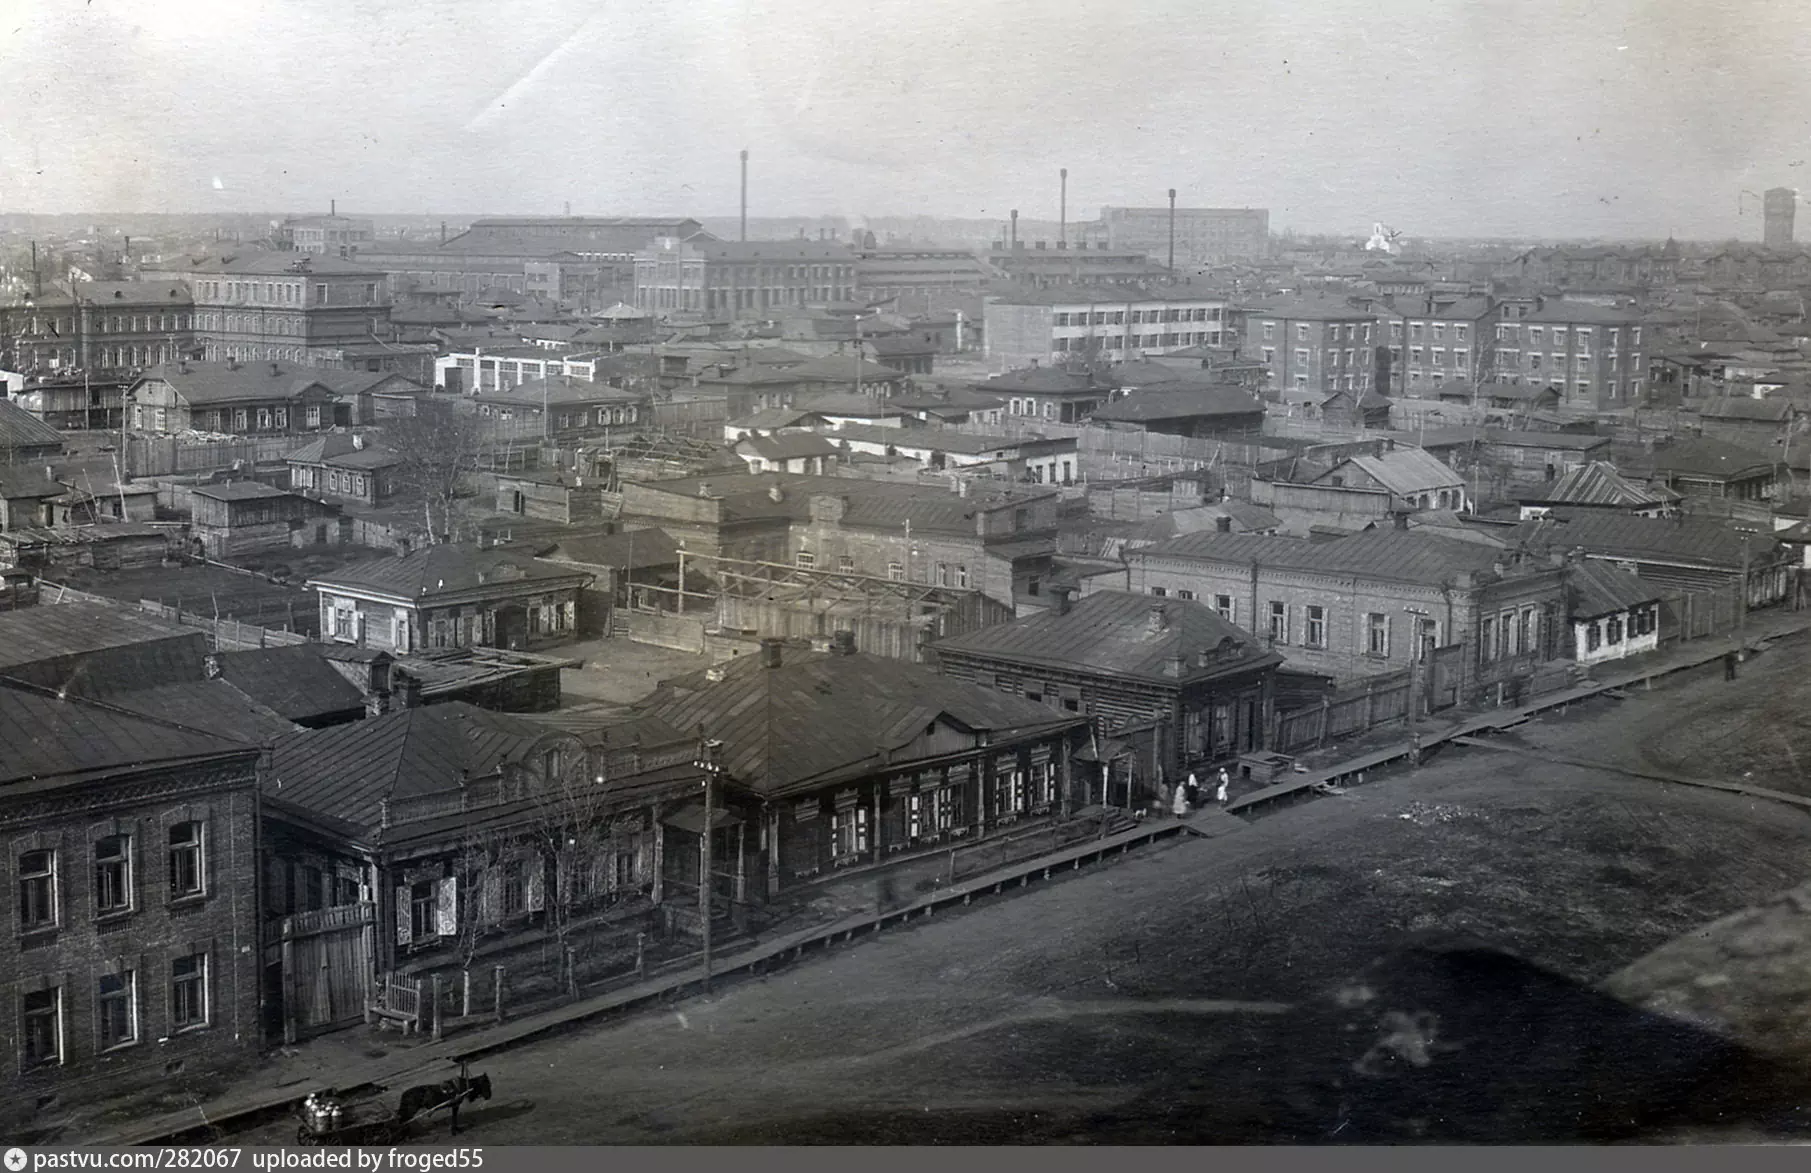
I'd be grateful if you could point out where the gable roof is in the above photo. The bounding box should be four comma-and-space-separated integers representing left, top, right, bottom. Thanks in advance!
932, 590, 1280, 684
103, 679, 300, 744
643, 649, 1082, 799
0, 397, 66, 451
307, 542, 592, 600
1696, 397, 1796, 423
738, 432, 841, 461
1567, 559, 1662, 621
1641, 436, 1781, 480
135, 361, 337, 406
1329, 448, 1465, 496
1521, 461, 1679, 509
0, 680, 257, 786
266, 703, 553, 836
286, 434, 404, 469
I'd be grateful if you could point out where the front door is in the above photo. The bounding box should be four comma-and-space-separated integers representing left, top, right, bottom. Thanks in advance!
492, 605, 526, 650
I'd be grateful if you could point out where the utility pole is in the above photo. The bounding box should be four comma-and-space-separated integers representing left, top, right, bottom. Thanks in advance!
692, 737, 725, 994
1739, 532, 1751, 649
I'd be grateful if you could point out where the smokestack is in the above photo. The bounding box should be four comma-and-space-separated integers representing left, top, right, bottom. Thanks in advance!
1059, 169, 1068, 249
30, 241, 40, 299
740, 149, 749, 243
1167, 189, 1177, 272
1010, 209, 1019, 249
330, 199, 336, 217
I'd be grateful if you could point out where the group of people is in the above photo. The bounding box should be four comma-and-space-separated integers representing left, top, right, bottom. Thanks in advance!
1170, 767, 1232, 817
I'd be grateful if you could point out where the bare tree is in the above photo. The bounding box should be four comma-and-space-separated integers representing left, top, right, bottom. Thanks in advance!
383, 401, 489, 544
513, 737, 617, 997
451, 820, 509, 1017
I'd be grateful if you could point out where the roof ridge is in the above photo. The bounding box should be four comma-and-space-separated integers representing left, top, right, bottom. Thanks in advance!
0, 673, 253, 748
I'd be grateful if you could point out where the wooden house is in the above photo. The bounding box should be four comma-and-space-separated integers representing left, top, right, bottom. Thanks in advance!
188, 482, 344, 561
128, 360, 344, 436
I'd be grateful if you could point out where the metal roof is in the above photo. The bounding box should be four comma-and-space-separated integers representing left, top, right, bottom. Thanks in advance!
0, 397, 66, 451
266, 702, 554, 837
0, 680, 257, 786
644, 648, 1083, 799
0, 602, 199, 670
214, 644, 370, 722
1568, 559, 1662, 621
1521, 462, 1678, 509
1334, 448, 1466, 497
1134, 529, 1512, 587
1087, 385, 1266, 424
932, 589, 1280, 685
1516, 511, 1784, 569
307, 542, 592, 601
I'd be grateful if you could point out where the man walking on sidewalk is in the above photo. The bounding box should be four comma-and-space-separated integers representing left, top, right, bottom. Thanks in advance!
1725, 650, 1740, 681
1216, 768, 1231, 807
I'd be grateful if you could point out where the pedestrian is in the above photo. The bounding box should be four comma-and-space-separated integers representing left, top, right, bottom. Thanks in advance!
1725, 650, 1739, 681
1172, 782, 1190, 818
1185, 772, 1201, 809
1216, 768, 1231, 807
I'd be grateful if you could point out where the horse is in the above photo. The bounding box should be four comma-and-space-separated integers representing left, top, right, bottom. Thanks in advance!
396, 1071, 492, 1136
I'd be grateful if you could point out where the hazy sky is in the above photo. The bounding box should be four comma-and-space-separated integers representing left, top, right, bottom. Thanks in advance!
4, 0, 1811, 238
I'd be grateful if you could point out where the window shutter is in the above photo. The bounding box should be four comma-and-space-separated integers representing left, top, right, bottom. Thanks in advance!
436, 878, 457, 937
526, 865, 545, 913
394, 886, 412, 946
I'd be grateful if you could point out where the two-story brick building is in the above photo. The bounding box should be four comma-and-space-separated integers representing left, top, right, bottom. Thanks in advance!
1107, 527, 1569, 703
307, 542, 595, 654
0, 682, 262, 1112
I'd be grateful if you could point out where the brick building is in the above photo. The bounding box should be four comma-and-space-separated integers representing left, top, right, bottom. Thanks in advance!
1372, 294, 1498, 399
633, 238, 856, 318
0, 683, 262, 1109
1489, 297, 1645, 410
1244, 297, 1381, 402
277, 214, 375, 257
141, 250, 397, 370
982, 287, 1233, 373
1084, 206, 1271, 266
0, 281, 196, 379
1107, 528, 1569, 699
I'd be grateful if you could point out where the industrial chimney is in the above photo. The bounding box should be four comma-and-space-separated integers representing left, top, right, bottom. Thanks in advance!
1059, 169, 1068, 249
1010, 209, 1019, 250
740, 149, 750, 243
1167, 189, 1177, 271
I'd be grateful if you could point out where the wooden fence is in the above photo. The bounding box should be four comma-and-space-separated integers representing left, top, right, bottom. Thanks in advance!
1271, 669, 1413, 754
1658, 584, 1744, 644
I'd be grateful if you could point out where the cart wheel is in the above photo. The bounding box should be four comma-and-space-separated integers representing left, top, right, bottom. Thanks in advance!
296, 1127, 313, 1146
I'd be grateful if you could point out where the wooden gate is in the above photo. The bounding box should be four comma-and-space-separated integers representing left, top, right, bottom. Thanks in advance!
278, 902, 375, 1042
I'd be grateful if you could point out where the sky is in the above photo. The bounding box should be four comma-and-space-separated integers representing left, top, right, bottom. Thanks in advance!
3, 0, 1811, 239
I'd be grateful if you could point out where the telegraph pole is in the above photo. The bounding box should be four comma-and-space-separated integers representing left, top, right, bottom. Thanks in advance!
692, 737, 725, 994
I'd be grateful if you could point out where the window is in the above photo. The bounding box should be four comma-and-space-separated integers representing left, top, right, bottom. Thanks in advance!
1519, 608, 1537, 655
94, 835, 132, 916
1586, 621, 1602, 652
1305, 605, 1326, 649
1262, 347, 1275, 364
23, 988, 61, 1068
1606, 614, 1624, 644
168, 822, 204, 899
887, 562, 903, 581
1262, 321, 1275, 340
936, 563, 950, 587
1296, 323, 1309, 342
837, 554, 855, 573
18, 849, 56, 932
1432, 322, 1446, 341
1480, 615, 1496, 663
1176, 589, 1196, 601
170, 953, 208, 1031
956, 565, 969, 589
1455, 324, 1469, 342
1528, 327, 1544, 344
501, 861, 527, 917
1150, 586, 1168, 597
794, 550, 815, 570
1366, 612, 1389, 657
97, 971, 137, 1050
1414, 617, 1438, 661
1214, 594, 1234, 622
1268, 601, 1289, 644
831, 806, 870, 859
1294, 348, 1310, 366
409, 880, 438, 940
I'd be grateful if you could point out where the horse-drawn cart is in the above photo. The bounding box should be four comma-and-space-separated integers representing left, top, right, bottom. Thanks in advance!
295, 1091, 407, 1146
